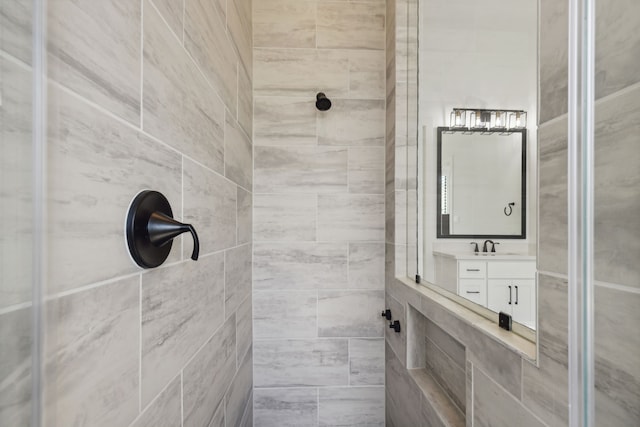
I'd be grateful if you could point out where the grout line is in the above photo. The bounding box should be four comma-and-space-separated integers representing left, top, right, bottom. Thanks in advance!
181, 371, 184, 427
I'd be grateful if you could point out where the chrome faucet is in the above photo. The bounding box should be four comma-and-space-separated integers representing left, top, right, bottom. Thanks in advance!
482, 239, 494, 253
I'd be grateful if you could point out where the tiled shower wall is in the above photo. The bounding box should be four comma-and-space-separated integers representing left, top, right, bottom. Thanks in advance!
1, 0, 253, 425
386, 0, 640, 426
251, 0, 387, 424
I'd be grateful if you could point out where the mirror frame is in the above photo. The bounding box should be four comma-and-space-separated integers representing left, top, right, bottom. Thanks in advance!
436, 127, 527, 239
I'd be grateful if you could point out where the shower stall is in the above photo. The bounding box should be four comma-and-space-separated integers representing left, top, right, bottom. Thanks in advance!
1, 0, 637, 426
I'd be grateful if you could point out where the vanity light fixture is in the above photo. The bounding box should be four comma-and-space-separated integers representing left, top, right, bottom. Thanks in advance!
448, 108, 527, 132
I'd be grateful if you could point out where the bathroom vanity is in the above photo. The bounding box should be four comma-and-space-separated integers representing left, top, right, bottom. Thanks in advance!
433, 252, 536, 329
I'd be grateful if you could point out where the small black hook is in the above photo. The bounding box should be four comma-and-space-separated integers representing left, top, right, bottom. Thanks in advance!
504, 202, 515, 216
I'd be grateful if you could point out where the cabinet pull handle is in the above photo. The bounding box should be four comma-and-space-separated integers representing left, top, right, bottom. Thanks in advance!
466, 268, 480, 272
466, 291, 480, 294
515, 285, 519, 305
508, 285, 512, 304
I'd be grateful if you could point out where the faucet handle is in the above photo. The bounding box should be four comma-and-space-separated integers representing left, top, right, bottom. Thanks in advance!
470, 242, 479, 253
491, 242, 500, 253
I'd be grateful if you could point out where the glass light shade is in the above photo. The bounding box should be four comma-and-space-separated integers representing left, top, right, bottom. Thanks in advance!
450, 110, 466, 128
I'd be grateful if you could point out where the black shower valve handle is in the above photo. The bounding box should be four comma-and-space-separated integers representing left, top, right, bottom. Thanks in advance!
147, 212, 200, 261
381, 309, 392, 320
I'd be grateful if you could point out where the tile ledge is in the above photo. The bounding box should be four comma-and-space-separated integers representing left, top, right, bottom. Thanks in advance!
394, 277, 537, 362
407, 368, 466, 427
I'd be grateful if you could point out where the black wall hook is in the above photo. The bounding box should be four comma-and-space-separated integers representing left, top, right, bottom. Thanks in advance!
126, 190, 199, 268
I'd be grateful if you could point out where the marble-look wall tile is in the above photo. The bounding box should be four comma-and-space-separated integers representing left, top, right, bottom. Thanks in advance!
420, 294, 523, 399
143, 2, 225, 173
254, 339, 349, 387
225, 244, 252, 317
48, 0, 140, 124
350, 338, 385, 385
348, 146, 385, 194
183, 314, 236, 427
318, 99, 385, 146
225, 350, 253, 427
0, 1, 32, 63
1, 56, 32, 308
537, 274, 568, 366
318, 290, 385, 337
237, 187, 253, 245
425, 335, 466, 412
253, 242, 348, 290
183, 158, 237, 255
131, 375, 182, 427
45, 277, 139, 427
254, 194, 317, 241
318, 386, 385, 426
317, 2, 385, 50
349, 242, 385, 289
385, 293, 406, 365
537, 117, 568, 275
522, 354, 568, 427
254, 97, 317, 146
595, 0, 640, 99
150, 0, 183, 38
425, 318, 466, 370
48, 86, 181, 294
254, 291, 318, 338
473, 366, 545, 427
208, 404, 226, 427
317, 194, 385, 241
225, 114, 253, 189
0, 308, 31, 425
593, 85, 640, 289
236, 294, 253, 365
240, 391, 253, 427
254, 146, 347, 193
253, 0, 316, 48
349, 50, 386, 99
238, 63, 253, 137
254, 388, 318, 427
539, 0, 568, 123
254, 48, 350, 97
227, 0, 252, 74
141, 254, 224, 405
385, 343, 423, 427
184, 0, 238, 112
594, 285, 640, 425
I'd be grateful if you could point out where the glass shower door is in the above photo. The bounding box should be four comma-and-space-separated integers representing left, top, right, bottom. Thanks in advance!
0, 1, 45, 426
568, 0, 640, 425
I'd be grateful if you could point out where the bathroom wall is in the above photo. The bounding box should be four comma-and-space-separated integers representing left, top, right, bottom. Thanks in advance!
18, 1, 253, 426
386, 0, 640, 426
0, 1, 36, 424
252, 0, 387, 424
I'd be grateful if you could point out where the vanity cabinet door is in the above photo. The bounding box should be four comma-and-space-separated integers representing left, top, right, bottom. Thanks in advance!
511, 279, 536, 328
459, 279, 487, 307
487, 279, 513, 315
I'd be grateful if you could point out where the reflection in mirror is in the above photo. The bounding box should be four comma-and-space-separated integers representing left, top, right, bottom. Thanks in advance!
437, 129, 526, 238
417, 0, 538, 335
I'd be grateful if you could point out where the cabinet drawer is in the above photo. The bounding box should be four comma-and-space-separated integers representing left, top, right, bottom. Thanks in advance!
459, 279, 487, 307
487, 261, 535, 279
459, 261, 486, 278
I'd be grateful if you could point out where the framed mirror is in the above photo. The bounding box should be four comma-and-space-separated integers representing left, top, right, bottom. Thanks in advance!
416, 0, 538, 336
437, 128, 526, 239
